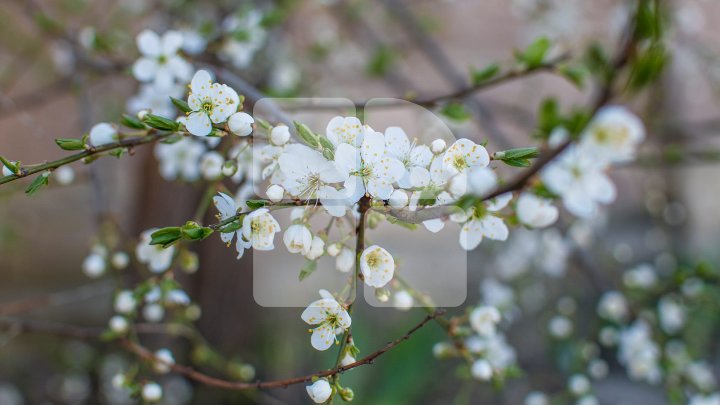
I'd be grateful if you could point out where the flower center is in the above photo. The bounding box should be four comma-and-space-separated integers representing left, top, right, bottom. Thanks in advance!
202, 102, 214, 113
453, 155, 468, 171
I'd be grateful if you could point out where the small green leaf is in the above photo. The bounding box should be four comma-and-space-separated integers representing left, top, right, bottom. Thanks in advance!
55, 138, 85, 151
440, 103, 471, 122
143, 114, 180, 131
299, 260, 318, 281
501, 158, 532, 167
470, 63, 500, 85
536, 98, 560, 140
170, 97, 192, 113
25, 171, 50, 196
110, 149, 125, 159
255, 118, 272, 130
120, 114, 146, 129
386, 215, 417, 230
293, 122, 320, 148
496, 147, 539, 160
558, 65, 587, 88
246, 199, 268, 210
150, 227, 183, 248
518, 37, 551, 68
181, 221, 214, 241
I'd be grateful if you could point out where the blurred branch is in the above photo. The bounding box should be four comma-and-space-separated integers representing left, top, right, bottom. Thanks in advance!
0, 280, 114, 316
0, 129, 182, 186
0, 310, 445, 390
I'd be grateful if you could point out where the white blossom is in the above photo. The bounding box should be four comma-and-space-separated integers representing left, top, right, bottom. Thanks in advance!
266, 184, 284, 202
658, 296, 685, 335
108, 316, 128, 333
306, 379, 332, 403
283, 224, 313, 255
279, 144, 348, 216
305, 237, 325, 260
334, 129, 405, 203
55, 166, 75, 185
457, 193, 511, 250
516, 193, 559, 228
470, 305, 501, 336
200, 151, 225, 180
597, 291, 628, 323
568, 374, 591, 395
301, 290, 351, 351
136, 229, 175, 273
388, 189, 409, 208
580, 106, 645, 163
393, 290, 414, 311
127, 83, 183, 118
141, 382, 163, 402
82, 253, 106, 278
541, 145, 615, 218
132, 30, 192, 90
431, 139, 446, 154
143, 304, 165, 322
618, 320, 661, 384
360, 245, 395, 288
228, 112, 254, 136
213, 192, 250, 259
89, 123, 117, 146
336, 247, 354, 273
326, 116, 365, 147
524, 391, 549, 405
153, 349, 175, 374
185, 70, 239, 136
114, 291, 137, 314
442, 138, 490, 175
154, 137, 206, 181
689, 394, 720, 405
270, 125, 291, 146
623, 263, 658, 289
471, 359, 493, 381
242, 208, 280, 251
384, 126, 433, 188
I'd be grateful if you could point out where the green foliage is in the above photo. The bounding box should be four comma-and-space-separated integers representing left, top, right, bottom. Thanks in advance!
516, 37, 551, 68
536, 98, 560, 140
245, 199, 268, 210
25, 172, 50, 196
439, 103, 471, 122
150, 227, 183, 248
181, 221, 214, 241
143, 114, 180, 131
120, 114, 146, 129
298, 259, 317, 281
294, 121, 320, 148
558, 65, 588, 89
170, 97, 192, 113
55, 138, 85, 151
627, 43, 668, 92
470, 63, 500, 86
495, 147, 539, 167
386, 215, 417, 231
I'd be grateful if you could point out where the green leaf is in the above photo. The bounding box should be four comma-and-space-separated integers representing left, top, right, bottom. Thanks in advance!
120, 114, 146, 129
55, 138, 85, 151
255, 118, 272, 130
150, 227, 183, 248
584, 43, 611, 80
293, 121, 320, 148
25, 172, 50, 196
143, 114, 180, 131
181, 221, 214, 241
440, 103, 471, 122
558, 65, 587, 88
318, 136, 335, 160
109, 149, 125, 159
627, 43, 667, 92
501, 158, 532, 167
536, 98, 560, 140
496, 147, 539, 160
298, 260, 317, 281
170, 97, 192, 113
219, 220, 241, 234
246, 199, 268, 210
470, 63, 500, 85
518, 37, 551, 68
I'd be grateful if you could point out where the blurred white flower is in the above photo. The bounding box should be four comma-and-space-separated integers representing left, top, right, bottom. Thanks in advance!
154, 137, 206, 181
597, 291, 628, 323
136, 229, 175, 273
89, 123, 117, 147
132, 30, 192, 90
470, 306, 501, 337
393, 290, 414, 311
471, 359, 493, 381
516, 193, 558, 228
360, 245, 394, 288
141, 382, 163, 402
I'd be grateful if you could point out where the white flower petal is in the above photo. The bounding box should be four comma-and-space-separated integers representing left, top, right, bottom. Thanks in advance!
185, 112, 212, 136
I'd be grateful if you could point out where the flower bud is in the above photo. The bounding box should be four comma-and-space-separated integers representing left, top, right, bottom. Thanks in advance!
431, 139, 446, 154
111, 252, 129, 270
270, 125, 291, 146
375, 287, 390, 302
266, 184, 284, 203
305, 236, 325, 260
339, 387, 354, 402
471, 359, 493, 381
393, 290, 414, 311
388, 189, 409, 208
327, 243, 341, 257
153, 349, 175, 374
142, 382, 162, 402
109, 315, 128, 333
228, 112, 254, 136
55, 166, 75, 185
143, 304, 165, 322
137, 110, 149, 120
306, 379, 332, 404
222, 160, 237, 177
82, 253, 106, 278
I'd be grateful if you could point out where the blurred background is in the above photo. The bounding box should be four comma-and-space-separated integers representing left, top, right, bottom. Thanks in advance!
1, 0, 720, 403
